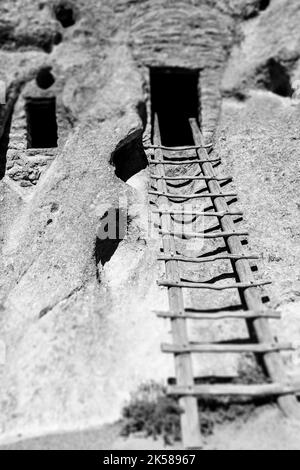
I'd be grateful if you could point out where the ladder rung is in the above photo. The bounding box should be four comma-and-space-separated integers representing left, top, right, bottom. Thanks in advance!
151, 175, 232, 182
144, 144, 213, 151
161, 342, 293, 354
149, 190, 237, 199
149, 159, 220, 165
162, 156, 216, 163
157, 254, 260, 262
152, 209, 242, 217
160, 229, 248, 239
167, 382, 300, 398
158, 280, 272, 290
155, 309, 281, 320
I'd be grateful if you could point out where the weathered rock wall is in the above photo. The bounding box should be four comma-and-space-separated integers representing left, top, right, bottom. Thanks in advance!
0, 0, 300, 444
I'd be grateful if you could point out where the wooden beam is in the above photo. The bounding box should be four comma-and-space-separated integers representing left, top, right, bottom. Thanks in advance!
160, 229, 249, 239
167, 382, 300, 397
155, 310, 281, 320
157, 254, 259, 263
162, 342, 293, 354
158, 280, 271, 290
152, 209, 243, 217
149, 158, 221, 165
151, 175, 232, 182
144, 144, 212, 151
149, 190, 237, 199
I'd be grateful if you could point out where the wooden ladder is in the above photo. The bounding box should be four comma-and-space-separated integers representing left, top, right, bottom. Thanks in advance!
145, 114, 300, 448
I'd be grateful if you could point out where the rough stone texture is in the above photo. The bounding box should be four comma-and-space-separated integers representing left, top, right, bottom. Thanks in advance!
5, 73, 73, 193
218, 91, 300, 377
3, 406, 300, 450
0, 0, 300, 449
222, 0, 300, 96
0, 40, 172, 439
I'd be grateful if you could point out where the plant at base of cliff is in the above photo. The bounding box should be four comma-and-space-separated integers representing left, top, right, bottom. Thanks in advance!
121, 381, 182, 445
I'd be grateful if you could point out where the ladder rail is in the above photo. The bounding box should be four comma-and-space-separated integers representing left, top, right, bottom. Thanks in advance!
189, 119, 300, 418
153, 116, 202, 448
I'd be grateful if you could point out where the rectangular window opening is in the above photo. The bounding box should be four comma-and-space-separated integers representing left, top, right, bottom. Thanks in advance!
26, 97, 58, 149
150, 68, 200, 147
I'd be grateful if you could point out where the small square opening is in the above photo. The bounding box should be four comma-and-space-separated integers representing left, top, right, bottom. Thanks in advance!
26, 98, 58, 149
150, 68, 200, 146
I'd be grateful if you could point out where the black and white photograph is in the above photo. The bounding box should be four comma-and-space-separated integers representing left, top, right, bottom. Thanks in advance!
0, 0, 299, 452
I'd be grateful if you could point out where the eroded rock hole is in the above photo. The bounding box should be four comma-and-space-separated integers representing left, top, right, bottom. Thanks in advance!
95, 209, 127, 268
259, 0, 270, 11
54, 1, 77, 28
263, 59, 293, 97
26, 98, 58, 148
111, 137, 148, 182
136, 101, 147, 130
36, 68, 55, 90
150, 68, 200, 146
50, 202, 59, 213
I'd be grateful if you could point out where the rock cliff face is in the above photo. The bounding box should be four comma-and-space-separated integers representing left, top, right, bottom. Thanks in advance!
0, 0, 299, 444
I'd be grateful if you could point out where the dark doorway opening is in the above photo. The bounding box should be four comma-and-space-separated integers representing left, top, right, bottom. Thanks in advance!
26, 98, 58, 148
150, 68, 200, 146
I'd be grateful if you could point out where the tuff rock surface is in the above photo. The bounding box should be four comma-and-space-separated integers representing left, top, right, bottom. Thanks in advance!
0, 0, 299, 447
